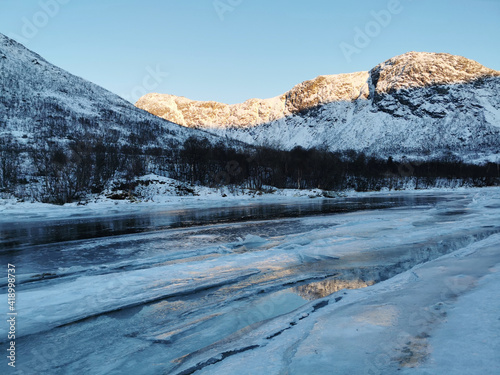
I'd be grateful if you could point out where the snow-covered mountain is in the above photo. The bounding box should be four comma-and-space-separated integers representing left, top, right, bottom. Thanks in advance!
137, 52, 500, 161
0, 32, 219, 155
0, 33, 250, 201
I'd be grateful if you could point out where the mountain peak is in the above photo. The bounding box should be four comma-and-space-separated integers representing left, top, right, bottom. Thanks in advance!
371, 51, 500, 94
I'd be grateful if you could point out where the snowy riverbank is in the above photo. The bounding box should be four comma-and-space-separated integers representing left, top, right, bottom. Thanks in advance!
0, 174, 495, 223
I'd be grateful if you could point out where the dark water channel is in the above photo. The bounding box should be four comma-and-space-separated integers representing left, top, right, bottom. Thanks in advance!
0, 194, 445, 250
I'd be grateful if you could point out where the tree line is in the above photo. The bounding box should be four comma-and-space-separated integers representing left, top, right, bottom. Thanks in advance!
174, 137, 500, 192
1, 134, 499, 204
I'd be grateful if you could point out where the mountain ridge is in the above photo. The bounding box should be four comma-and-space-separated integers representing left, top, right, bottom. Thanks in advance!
136, 51, 500, 161
135, 52, 500, 129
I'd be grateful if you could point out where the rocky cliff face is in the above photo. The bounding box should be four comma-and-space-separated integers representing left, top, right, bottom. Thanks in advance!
370, 52, 499, 94
136, 52, 500, 161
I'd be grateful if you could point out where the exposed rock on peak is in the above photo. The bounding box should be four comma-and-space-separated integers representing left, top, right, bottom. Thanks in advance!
371, 52, 500, 94
135, 93, 286, 128
284, 71, 370, 113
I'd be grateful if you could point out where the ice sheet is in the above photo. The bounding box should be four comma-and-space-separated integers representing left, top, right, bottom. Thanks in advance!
1, 188, 499, 374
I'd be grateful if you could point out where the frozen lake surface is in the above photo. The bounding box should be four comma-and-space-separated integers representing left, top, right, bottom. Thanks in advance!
1, 188, 499, 374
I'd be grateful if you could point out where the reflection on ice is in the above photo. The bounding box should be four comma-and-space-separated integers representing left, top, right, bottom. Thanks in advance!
294, 278, 375, 300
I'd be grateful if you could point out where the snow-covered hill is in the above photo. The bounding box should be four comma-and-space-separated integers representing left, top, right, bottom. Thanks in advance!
0, 32, 220, 158
0, 33, 239, 200
137, 52, 500, 162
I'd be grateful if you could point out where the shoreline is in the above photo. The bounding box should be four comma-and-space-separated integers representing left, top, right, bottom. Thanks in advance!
1, 184, 498, 224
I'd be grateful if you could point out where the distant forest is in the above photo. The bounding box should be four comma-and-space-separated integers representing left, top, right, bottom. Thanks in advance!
1, 135, 499, 204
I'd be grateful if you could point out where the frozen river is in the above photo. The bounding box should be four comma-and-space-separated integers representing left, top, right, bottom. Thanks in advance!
1, 189, 499, 374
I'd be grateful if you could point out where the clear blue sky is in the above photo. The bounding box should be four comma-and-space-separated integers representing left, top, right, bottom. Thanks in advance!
1, 0, 499, 104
